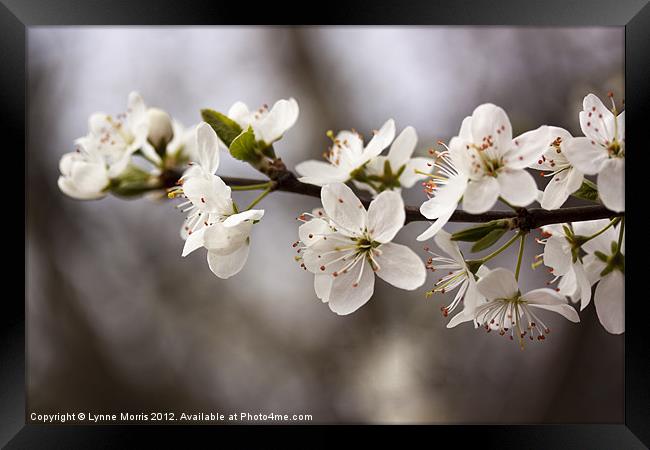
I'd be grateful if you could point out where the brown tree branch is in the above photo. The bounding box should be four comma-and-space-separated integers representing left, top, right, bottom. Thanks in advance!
163, 165, 623, 231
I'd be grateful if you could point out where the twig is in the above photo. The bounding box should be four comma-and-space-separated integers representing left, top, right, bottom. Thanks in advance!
161, 167, 623, 230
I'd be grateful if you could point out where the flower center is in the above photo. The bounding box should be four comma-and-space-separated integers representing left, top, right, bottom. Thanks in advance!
474, 294, 550, 348
607, 140, 623, 158
467, 143, 503, 178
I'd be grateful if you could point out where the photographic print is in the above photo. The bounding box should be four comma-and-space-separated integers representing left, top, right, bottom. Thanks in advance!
25, 25, 628, 426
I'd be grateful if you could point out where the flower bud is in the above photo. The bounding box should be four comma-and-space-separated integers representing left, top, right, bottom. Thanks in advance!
57, 152, 110, 200
147, 108, 174, 154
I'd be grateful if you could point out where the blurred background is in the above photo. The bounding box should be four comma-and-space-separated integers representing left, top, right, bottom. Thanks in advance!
26, 27, 624, 424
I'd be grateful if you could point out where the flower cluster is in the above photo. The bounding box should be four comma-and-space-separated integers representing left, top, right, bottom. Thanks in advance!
58, 91, 624, 346
58, 92, 200, 200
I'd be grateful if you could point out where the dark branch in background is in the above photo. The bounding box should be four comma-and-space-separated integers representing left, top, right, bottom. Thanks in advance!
161, 164, 623, 231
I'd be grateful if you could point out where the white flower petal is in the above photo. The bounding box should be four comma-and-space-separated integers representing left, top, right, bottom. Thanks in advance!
182, 175, 232, 214
447, 310, 474, 328
196, 122, 220, 174
462, 177, 500, 214
563, 137, 608, 175
458, 116, 473, 141
299, 218, 332, 247
476, 268, 519, 300
541, 169, 571, 210
470, 104, 512, 155
580, 93, 616, 143
597, 158, 625, 212
203, 222, 250, 254
328, 261, 375, 315
227, 101, 251, 128
572, 219, 616, 255
223, 210, 264, 227
565, 167, 584, 194
182, 227, 206, 257
543, 235, 571, 275
522, 287, 567, 305
362, 119, 396, 160
70, 160, 110, 193
57, 176, 106, 200
447, 282, 484, 328
399, 157, 435, 188
583, 254, 606, 285
387, 126, 417, 169
207, 241, 250, 279
295, 160, 349, 186
416, 208, 454, 242
420, 174, 466, 219
314, 274, 333, 303
507, 126, 549, 169
433, 229, 464, 264
497, 168, 538, 207
256, 98, 299, 144
594, 270, 624, 334
367, 190, 405, 243
321, 183, 367, 236
374, 242, 426, 290
528, 303, 580, 323
301, 234, 354, 275
573, 261, 592, 311
527, 126, 573, 171
335, 130, 364, 158
107, 152, 132, 178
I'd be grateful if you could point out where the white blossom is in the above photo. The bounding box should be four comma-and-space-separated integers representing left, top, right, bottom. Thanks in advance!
537, 223, 593, 311
295, 119, 396, 187
474, 268, 579, 346
425, 230, 489, 328
579, 219, 625, 334
528, 126, 584, 210
296, 182, 425, 315
416, 145, 469, 241
57, 137, 110, 200
352, 126, 434, 196
563, 93, 625, 212
453, 104, 548, 214
146, 107, 174, 152
84, 91, 151, 177
170, 122, 264, 279
227, 98, 299, 146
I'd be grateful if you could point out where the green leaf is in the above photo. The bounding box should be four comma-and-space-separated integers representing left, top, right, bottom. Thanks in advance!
201, 109, 243, 147
451, 220, 508, 242
229, 127, 261, 163
471, 228, 508, 252
572, 180, 599, 202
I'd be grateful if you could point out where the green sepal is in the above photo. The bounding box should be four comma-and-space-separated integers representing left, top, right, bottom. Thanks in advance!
229, 126, 262, 163
109, 164, 158, 197
451, 220, 509, 242
471, 228, 508, 252
572, 179, 599, 202
465, 259, 484, 275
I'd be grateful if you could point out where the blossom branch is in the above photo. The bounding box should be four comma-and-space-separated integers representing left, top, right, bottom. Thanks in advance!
161, 167, 623, 230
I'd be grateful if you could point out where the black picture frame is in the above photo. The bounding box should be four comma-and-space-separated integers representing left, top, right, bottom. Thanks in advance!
8, 0, 649, 447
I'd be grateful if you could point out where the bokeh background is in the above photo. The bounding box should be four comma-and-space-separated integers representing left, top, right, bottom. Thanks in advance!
26, 26, 624, 423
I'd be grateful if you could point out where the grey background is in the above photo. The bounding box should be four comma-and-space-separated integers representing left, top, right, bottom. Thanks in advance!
27, 26, 624, 423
